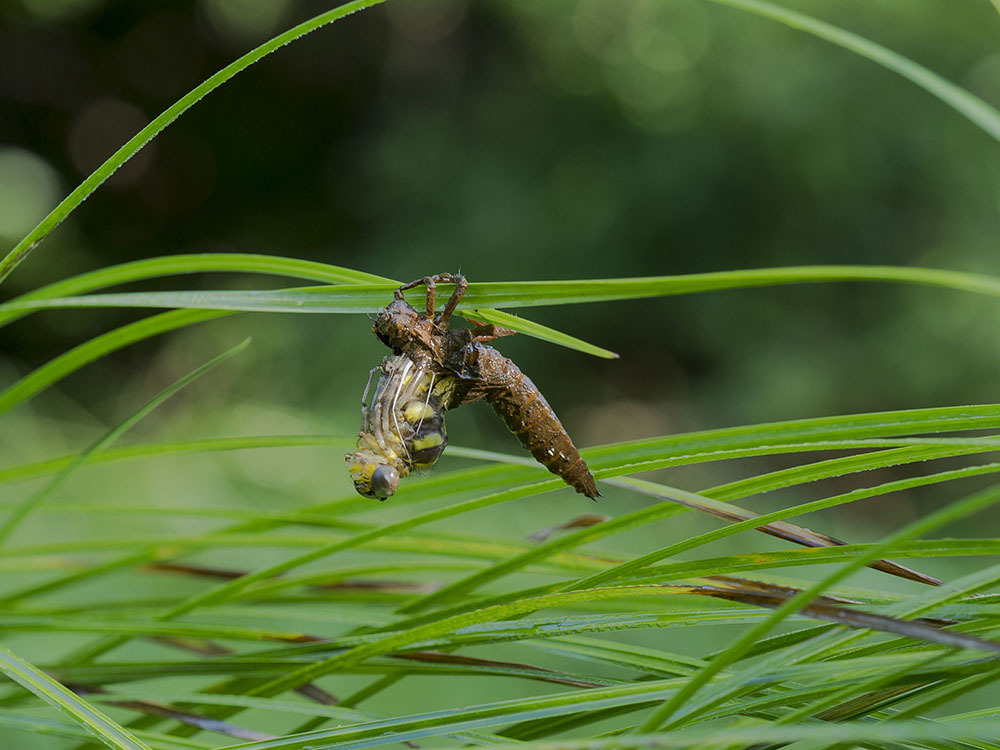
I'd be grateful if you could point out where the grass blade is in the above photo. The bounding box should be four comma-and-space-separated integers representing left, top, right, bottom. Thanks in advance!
0, 642, 153, 750
465, 308, 618, 359
0, 254, 386, 329
639, 481, 1000, 732
7, 266, 1000, 316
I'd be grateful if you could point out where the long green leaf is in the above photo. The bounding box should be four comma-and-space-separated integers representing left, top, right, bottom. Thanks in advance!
0, 709, 210, 748
89, 692, 520, 748
7, 266, 1000, 315
0, 254, 386, 329
207, 694, 1000, 750
0, 254, 615, 358
430, 724, 1000, 750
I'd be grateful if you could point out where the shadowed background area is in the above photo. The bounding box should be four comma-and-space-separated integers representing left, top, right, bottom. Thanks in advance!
1, 4, 1000, 743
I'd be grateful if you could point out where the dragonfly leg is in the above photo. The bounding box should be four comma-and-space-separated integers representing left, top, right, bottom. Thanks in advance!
360, 364, 381, 429
395, 276, 437, 317
471, 323, 517, 343
395, 273, 467, 324
415, 372, 435, 435
358, 432, 380, 452
437, 274, 467, 329
389, 359, 415, 460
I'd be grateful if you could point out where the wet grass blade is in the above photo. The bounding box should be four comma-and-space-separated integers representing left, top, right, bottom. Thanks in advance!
8, 266, 1000, 315
4, 266, 999, 363
0, 254, 386, 329
466, 308, 617, 359
603, 477, 942, 585
0, 643, 153, 750
0, 710, 209, 749
87, 692, 523, 748
428, 724, 1000, 750
75, 690, 273, 744
177, 691, 1000, 750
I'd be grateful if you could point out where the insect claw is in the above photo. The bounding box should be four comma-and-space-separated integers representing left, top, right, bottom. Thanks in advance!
471, 323, 517, 343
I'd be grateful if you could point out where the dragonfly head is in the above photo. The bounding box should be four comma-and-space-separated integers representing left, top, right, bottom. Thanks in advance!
374, 299, 428, 351
345, 449, 400, 500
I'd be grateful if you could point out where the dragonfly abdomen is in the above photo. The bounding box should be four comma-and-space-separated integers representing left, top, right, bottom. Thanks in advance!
399, 390, 449, 468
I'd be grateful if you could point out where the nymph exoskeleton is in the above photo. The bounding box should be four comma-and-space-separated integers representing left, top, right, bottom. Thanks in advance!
346, 273, 599, 499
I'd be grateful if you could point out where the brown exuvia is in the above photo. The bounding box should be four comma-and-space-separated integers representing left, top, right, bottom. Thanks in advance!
347, 273, 599, 500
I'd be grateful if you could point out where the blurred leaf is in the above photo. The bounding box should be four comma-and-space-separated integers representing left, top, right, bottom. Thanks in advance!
709, 0, 1000, 142
0, 337, 251, 545
0, 309, 229, 419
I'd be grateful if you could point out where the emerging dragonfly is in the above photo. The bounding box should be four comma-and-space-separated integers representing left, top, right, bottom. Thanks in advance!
345, 273, 599, 500
347, 354, 458, 499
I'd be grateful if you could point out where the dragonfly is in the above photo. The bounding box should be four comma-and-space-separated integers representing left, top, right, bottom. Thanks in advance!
345, 273, 599, 500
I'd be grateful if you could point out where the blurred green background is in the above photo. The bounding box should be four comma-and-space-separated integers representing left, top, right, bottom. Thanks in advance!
2, 0, 1000, 533
0, 2, 1000, 743
3, 0, 999, 474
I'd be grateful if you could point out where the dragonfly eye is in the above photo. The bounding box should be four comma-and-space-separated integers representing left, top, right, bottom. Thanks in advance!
370, 465, 399, 499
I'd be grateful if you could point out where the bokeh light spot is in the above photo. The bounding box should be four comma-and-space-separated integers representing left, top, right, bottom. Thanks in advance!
0, 148, 62, 241
386, 0, 467, 43
20, 0, 104, 22
200, 0, 294, 43
572, 0, 630, 65
627, 0, 711, 74
68, 98, 154, 186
